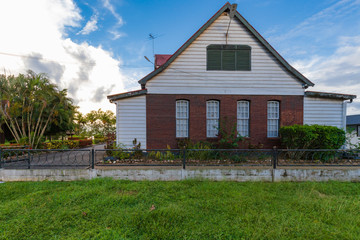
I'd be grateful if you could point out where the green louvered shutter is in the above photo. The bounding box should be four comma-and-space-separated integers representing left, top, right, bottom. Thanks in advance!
222, 50, 236, 70
236, 50, 251, 70
207, 50, 221, 70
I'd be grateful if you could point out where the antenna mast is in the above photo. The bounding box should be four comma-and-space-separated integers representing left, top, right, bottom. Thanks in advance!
148, 33, 157, 62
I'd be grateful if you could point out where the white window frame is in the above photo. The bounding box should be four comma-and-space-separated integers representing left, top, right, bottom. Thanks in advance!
207, 100, 219, 138
237, 101, 249, 137
176, 100, 189, 138
267, 101, 280, 138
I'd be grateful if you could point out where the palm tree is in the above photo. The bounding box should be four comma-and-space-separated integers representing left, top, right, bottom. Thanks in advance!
0, 70, 76, 148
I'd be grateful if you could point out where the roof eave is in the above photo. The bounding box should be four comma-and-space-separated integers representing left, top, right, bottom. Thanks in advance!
305, 91, 356, 100
107, 89, 147, 103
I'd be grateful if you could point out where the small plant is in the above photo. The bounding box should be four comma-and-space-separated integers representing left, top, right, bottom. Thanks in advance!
215, 118, 244, 149
108, 143, 130, 160
132, 138, 143, 159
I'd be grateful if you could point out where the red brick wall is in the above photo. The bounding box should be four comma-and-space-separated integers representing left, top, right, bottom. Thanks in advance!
146, 94, 303, 149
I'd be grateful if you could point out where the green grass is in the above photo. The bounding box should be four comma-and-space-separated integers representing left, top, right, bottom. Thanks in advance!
1, 179, 360, 239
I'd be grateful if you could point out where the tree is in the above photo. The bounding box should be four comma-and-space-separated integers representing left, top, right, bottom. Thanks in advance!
0, 70, 76, 148
74, 108, 116, 137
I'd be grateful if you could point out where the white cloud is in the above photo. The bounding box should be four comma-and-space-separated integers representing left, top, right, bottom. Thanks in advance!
272, 0, 360, 43
102, 0, 124, 25
109, 30, 126, 40
0, 0, 126, 114
77, 15, 98, 35
293, 36, 360, 114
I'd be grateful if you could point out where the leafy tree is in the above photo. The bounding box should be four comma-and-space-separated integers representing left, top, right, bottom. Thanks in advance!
74, 108, 116, 137
0, 70, 76, 148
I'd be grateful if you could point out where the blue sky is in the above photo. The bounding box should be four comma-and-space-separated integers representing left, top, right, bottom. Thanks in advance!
0, 0, 360, 113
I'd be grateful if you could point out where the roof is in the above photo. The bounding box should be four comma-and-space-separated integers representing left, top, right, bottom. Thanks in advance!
347, 115, 360, 125
138, 2, 314, 87
305, 91, 356, 100
107, 89, 147, 102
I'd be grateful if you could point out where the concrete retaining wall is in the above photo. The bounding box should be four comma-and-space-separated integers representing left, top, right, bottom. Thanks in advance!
2, 168, 360, 182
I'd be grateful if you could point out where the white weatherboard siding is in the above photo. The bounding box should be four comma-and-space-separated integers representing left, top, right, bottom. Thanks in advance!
115, 96, 146, 148
146, 13, 304, 95
304, 97, 346, 129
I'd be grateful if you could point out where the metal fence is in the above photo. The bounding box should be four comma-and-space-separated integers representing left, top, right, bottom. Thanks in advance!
0, 149, 91, 169
1, 148, 360, 169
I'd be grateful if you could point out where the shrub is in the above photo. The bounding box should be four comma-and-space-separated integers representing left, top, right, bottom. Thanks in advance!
78, 139, 92, 148
280, 124, 346, 149
93, 137, 106, 144
45, 140, 79, 149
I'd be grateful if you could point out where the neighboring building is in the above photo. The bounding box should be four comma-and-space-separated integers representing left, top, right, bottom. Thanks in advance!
346, 115, 360, 148
108, 3, 356, 149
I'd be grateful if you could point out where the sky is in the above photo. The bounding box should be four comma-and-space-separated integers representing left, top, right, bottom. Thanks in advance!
0, 0, 360, 114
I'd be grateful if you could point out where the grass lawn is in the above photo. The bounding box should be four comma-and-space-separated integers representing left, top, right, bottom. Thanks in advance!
1, 179, 360, 239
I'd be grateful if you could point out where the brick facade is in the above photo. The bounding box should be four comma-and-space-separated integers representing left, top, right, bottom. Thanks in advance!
146, 94, 304, 149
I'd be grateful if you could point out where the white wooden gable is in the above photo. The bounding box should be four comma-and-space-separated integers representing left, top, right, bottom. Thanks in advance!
144, 10, 309, 95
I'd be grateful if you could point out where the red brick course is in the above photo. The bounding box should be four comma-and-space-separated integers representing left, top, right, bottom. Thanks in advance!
146, 94, 303, 149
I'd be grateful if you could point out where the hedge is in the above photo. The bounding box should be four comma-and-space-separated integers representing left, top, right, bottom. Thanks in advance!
279, 124, 346, 149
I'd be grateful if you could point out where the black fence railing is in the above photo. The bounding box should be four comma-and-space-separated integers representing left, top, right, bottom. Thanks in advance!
1, 148, 360, 169
95, 149, 274, 168
277, 149, 360, 167
0, 149, 91, 169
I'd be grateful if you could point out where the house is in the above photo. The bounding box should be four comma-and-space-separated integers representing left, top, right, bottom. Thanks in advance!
346, 115, 360, 148
108, 3, 356, 149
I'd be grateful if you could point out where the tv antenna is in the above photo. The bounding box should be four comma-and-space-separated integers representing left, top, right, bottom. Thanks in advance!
225, 3, 237, 45
148, 33, 162, 60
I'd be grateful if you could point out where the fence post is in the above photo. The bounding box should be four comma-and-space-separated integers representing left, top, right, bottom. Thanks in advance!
182, 149, 186, 169
91, 148, 95, 169
272, 146, 278, 169
27, 150, 31, 169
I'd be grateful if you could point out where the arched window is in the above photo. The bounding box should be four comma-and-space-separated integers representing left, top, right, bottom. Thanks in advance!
176, 100, 189, 138
237, 101, 249, 137
267, 101, 280, 137
206, 100, 219, 137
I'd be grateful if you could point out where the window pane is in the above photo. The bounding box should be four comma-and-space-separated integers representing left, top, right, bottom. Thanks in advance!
267, 101, 279, 137
237, 101, 249, 137
207, 101, 219, 137
176, 100, 189, 138
207, 119, 219, 138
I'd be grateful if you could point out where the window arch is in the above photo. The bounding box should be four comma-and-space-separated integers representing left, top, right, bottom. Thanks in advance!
176, 100, 189, 138
206, 100, 220, 137
267, 101, 280, 137
237, 100, 250, 137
